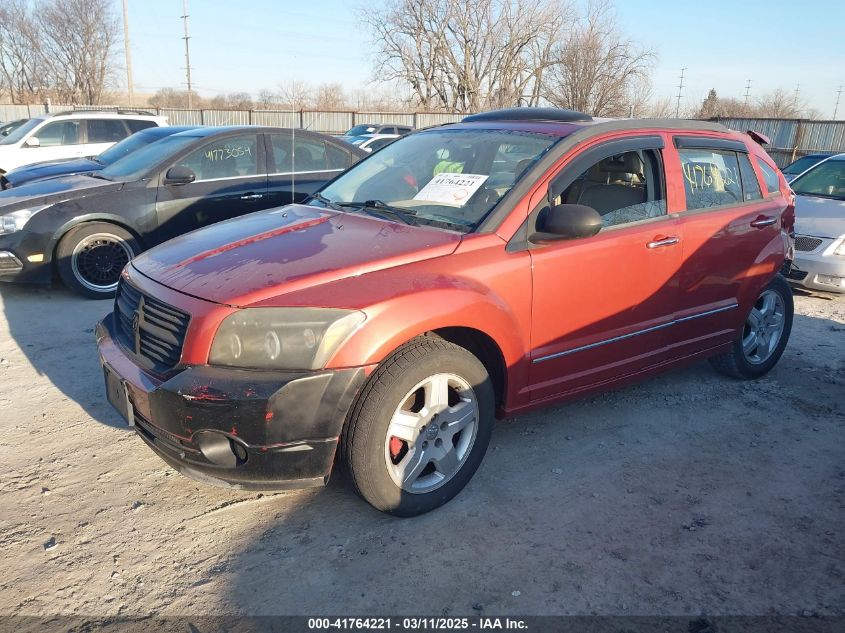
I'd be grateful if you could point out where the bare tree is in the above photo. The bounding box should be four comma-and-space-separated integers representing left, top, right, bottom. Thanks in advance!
691, 87, 819, 120
208, 92, 254, 110
348, 85, 412, 111
255, 88, 284, 109
543, 0, 655, 117
312, 83, 348, 110
626, 75, 653, 118
645, 95, 675, 118
37, 0, 119, 103
362, 0, 573, 112
277, 79, 313, 110
148, 87, 203, 109
694, 88, 750, 119
755, 88, 806, 118
0, 0, 45, 103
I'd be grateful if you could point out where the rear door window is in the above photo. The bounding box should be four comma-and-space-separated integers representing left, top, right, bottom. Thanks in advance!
87, 119, 129, 143
678, 149, 743, 210
270, 135, 349, 172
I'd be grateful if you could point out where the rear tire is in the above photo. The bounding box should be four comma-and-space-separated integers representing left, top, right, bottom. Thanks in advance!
56, 222, 139, 299
342, 338, 494, 516
709, 274, 793, 379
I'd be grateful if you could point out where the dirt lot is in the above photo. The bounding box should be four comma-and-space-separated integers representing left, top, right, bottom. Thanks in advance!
1, 283, 843, 618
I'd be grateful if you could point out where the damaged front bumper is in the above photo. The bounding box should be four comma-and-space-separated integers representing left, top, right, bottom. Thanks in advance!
96, 313, 367, 490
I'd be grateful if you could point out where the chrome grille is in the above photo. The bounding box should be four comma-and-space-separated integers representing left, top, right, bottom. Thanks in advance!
114, 279, 190, 371
794, 236, 823, 252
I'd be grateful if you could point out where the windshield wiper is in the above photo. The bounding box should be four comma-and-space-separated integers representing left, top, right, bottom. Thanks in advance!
309, 192, 343, 210
88, 172, 112, 181
337, 199, 419, 225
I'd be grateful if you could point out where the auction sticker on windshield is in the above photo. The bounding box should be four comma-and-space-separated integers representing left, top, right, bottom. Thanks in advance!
413, 173, 488, 206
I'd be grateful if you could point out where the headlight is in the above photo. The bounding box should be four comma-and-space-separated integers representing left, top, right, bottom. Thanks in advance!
209, 308, 365, 370
0, 205, 49, 235
834, 240, 845, 257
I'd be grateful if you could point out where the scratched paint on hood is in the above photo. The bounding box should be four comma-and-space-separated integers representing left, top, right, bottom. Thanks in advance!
131, 204, 463, 307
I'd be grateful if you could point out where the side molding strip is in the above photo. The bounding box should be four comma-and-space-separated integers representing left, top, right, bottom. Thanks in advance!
532, 303, 739, 364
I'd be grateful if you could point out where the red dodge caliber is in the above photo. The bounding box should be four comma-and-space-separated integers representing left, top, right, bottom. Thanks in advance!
97, 108, 795, 516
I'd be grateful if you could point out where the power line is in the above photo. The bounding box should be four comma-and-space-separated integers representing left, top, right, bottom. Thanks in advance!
181, 0, 193, 109
675, 67, 686, 118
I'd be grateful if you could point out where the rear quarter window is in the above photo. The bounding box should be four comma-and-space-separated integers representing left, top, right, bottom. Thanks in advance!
755, 158, 781, 194
126, 119, 158, 133
737, 153, 762, 201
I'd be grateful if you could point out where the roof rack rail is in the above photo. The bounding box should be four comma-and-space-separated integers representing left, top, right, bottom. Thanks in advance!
463, 107, 593, 123
50, 108, 157, 117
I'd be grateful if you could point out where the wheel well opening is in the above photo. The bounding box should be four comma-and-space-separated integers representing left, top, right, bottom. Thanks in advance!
51, 220, 144, 273
426, 327, 506, 408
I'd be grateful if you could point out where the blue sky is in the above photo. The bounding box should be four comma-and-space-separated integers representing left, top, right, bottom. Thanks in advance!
124, 0, 845, 116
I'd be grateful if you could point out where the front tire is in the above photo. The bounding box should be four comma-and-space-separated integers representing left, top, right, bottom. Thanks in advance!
342, 338, 494, 516
56, 222, 140, 299
709, 274, 793, 379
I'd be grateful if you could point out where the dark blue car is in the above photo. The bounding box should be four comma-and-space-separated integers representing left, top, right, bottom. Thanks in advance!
781, 152, 835, 182
0, 126, 198, 190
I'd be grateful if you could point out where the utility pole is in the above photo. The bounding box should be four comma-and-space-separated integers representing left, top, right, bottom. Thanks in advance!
834, 85, 843, 120
675, 67, 686, 118
122, 0, 134, 106
181, 0, 193, 109
743, 79, 751, 107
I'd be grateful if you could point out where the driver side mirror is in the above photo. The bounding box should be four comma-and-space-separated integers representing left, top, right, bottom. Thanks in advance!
531, 203, 602, 243
24, 137, 40, 148
163, 165, 196, 186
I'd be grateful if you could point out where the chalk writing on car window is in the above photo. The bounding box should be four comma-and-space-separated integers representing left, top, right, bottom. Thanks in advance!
205, 145, 253, 161
682, 161, 739, 191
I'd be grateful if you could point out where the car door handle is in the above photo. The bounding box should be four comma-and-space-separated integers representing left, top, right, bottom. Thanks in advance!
750, 216, 777, 228
646, 236, 680, 249
240, 193, 264, 200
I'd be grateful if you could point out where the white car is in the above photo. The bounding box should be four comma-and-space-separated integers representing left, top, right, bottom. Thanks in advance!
0, 110, 167, 176
787, 153, 845, 293
348, 133, 400, 153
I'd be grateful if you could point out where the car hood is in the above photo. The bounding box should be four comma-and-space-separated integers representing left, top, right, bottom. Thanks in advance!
0, 173, 123, 211
4, 157, 101, 185
794, 195, 845, 239
131, 204, 463, 307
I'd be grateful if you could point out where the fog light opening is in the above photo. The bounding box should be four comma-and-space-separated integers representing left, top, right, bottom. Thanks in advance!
231, 440, 248, 464
195, 431, 248, 468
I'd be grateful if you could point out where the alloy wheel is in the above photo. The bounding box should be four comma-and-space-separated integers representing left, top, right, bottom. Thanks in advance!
71, 233, 133, 293
742, 289, 786, 365
384, 373, 479, 494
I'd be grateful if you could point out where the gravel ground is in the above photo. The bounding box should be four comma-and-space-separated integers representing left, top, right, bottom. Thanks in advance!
0, 283, 843, 618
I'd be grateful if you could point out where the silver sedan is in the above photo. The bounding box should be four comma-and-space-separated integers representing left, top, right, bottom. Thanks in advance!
787, 154, 845, 293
